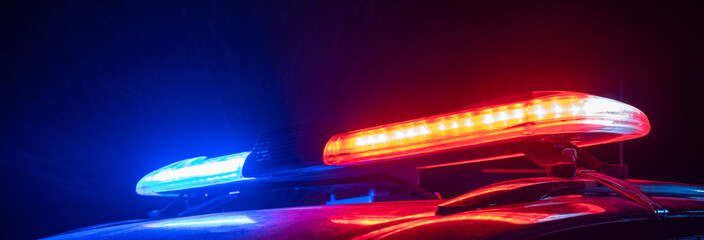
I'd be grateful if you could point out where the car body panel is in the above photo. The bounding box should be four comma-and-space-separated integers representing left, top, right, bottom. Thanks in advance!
42, 200, 441, 240
42, 194, 704, 239
354, 196, 704, 240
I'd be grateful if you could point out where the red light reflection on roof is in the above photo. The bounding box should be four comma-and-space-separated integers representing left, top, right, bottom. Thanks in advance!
329, 212, 435, 226
353, 203, 606, 239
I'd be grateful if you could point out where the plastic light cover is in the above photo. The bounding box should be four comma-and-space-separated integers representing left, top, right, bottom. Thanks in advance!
323, 91, 650, 166
136, 152, 252, 196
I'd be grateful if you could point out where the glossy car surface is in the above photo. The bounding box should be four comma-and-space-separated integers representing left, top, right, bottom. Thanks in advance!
43, 179, 704, 240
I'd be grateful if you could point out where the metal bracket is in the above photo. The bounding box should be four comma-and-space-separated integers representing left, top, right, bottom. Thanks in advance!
519, 142, 629, 179
437, 143, 668, 218
436, 173, 670, 218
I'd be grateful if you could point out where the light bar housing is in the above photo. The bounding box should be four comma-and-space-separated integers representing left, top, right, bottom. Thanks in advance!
323, 91, 650, 166
136, 152, 253, 196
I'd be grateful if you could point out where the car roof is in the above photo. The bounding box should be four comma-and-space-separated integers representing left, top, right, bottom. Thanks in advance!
42, 200, 441, 240
42, 194, 704, 240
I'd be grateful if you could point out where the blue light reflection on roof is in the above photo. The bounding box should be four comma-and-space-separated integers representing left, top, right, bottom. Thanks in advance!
136, 152, 253, 196
146, 215, 255, 228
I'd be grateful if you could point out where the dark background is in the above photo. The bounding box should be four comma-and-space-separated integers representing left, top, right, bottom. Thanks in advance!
1, 1, 702, 239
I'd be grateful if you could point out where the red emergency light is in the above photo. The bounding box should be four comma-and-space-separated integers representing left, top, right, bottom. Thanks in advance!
323, 91, 649, 166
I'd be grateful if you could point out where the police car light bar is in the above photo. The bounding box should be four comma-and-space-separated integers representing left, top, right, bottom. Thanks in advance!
136, 152, 253, 196
323, 91, 650, 166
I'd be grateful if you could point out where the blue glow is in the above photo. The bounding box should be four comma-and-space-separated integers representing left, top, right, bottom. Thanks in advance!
146, 215, 255, 228
136, 152, 253, 196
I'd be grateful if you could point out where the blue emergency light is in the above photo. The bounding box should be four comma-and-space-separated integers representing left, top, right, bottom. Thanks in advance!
136, 152, 253, 196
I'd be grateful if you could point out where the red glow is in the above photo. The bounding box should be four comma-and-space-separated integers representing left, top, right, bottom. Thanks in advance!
440, 182, 540, 206
329, 204, 604, 227
457, 212, 552, 224
481, 168, 546, 174
324, 91, 649, 166
352, 203, 606, 240
570, 203, 607, 214
329, 212, 435, 226
430, 203, 605, 225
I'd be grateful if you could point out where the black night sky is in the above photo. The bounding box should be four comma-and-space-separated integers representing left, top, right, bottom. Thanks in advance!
1, 1, 703, 239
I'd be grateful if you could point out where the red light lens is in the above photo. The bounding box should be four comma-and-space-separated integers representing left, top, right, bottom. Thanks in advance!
323, 91, 649, 166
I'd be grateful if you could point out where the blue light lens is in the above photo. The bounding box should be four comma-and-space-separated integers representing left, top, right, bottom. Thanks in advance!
136, 152, 253, 196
